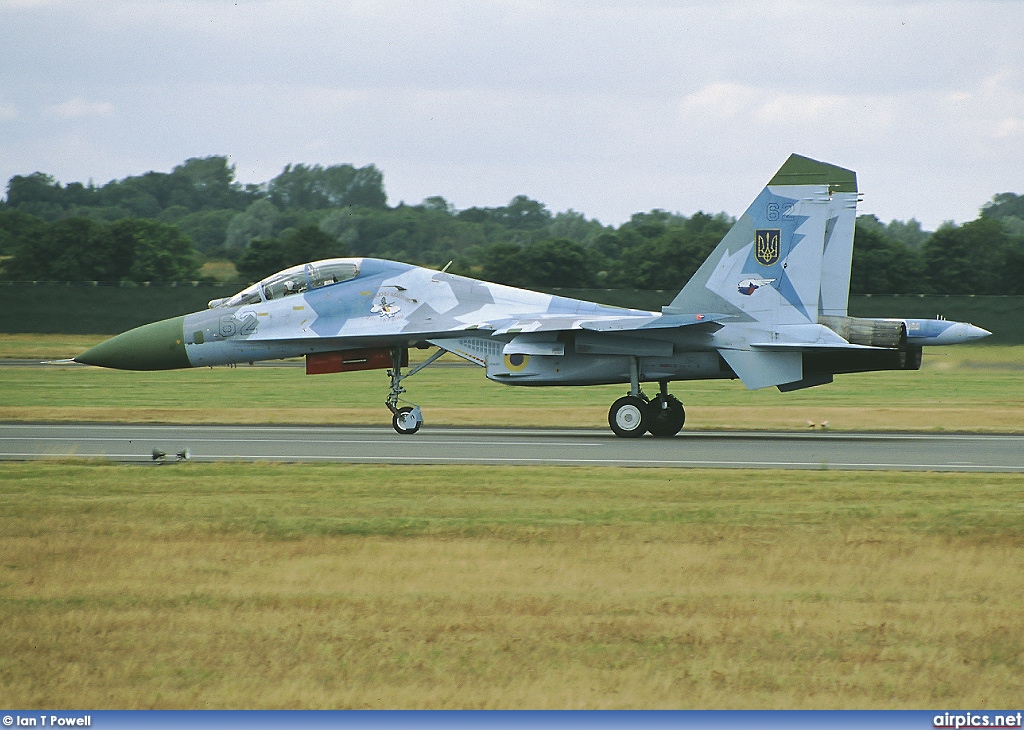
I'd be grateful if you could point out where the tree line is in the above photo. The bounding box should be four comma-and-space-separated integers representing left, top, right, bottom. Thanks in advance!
1, 155, 1023, 295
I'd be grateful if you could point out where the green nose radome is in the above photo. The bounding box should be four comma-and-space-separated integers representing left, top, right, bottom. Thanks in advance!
75, 316, 190, 370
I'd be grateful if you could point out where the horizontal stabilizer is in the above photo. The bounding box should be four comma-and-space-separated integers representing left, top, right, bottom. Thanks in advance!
778, 373, 834, 392
719, 348, 802, 390
749, 341, 882, 351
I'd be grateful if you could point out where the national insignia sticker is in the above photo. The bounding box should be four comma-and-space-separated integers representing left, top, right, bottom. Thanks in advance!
754, 229, 781, 266
504, 353, 529, 372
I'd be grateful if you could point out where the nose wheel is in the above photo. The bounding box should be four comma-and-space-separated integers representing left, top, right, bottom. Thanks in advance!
391, 405, 423, 435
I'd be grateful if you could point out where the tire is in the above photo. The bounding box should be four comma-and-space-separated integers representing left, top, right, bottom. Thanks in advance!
646, 394, 685, 438
392, 406, 422, 435
608, 395, 649, 438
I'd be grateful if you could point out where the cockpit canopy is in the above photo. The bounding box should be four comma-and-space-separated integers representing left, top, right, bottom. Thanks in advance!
209, 258, 362, 309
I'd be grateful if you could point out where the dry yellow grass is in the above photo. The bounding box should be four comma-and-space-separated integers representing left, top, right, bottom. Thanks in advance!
2, 463, 1022, 708
10, 534, 1022, 708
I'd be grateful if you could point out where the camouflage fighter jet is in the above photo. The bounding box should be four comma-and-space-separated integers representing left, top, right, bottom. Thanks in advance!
75, 155, 990, 436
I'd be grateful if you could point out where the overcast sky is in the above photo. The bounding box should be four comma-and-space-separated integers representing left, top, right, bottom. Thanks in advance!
2, 0, 1022, 229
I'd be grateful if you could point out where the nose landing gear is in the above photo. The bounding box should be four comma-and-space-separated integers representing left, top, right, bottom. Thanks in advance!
385, 346, 445, 435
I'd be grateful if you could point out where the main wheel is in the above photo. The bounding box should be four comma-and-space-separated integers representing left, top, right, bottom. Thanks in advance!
646, 394, 685, 438
608, 396, 649, 438
392, 406, 422, 435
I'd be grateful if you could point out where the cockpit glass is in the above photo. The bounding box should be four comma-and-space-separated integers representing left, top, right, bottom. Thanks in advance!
212, 258, 362, 308
219, 283, 263, 308
262, 266, 308, 301
308, 261, 359, 289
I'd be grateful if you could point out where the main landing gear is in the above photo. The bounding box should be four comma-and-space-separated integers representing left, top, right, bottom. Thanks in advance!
385, 346, 445, 435
608, 388, 686, 438
607, 359, 685, 438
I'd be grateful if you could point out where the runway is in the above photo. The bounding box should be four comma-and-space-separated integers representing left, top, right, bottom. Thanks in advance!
1, 423, 1022, 471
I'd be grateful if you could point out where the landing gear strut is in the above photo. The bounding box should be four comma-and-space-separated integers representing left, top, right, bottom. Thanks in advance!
385, 346, 444, 435
607, 362, 685, 438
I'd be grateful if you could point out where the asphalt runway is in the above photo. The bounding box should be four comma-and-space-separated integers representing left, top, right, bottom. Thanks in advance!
1, 423, 1022, 471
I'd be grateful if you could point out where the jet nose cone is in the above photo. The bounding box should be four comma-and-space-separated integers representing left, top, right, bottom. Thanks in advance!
75, 316, 190, 370
954, 323, 992, 342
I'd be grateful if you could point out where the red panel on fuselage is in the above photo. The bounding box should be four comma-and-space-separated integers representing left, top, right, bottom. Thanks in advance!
305, 348, 407, 375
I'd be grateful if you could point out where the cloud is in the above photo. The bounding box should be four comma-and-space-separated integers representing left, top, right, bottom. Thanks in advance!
0, 97, 17, 120
678, 83, 895, 137
47, 97, 115, 120
2, 1, 1023, 229
0, 0, 58, 7
942, 71, 1024, 145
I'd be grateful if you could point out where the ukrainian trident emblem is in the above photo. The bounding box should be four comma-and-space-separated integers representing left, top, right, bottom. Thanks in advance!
754, 229, 781, 266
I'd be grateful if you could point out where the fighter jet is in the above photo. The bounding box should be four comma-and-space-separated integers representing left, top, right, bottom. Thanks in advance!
75, 154, 990, 437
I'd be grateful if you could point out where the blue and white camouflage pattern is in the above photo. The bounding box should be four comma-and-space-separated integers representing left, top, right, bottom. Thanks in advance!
75, 154, 991, 436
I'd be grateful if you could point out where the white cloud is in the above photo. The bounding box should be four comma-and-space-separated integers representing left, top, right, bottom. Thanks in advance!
0, 0, 58, 7
1, 1, 1023, 229
941, 71, 1024, 145
679, 84, 896, 132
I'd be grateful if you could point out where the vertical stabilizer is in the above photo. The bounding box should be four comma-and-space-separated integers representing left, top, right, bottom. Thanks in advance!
664, 154, 858, 325
817, 168, 858, 318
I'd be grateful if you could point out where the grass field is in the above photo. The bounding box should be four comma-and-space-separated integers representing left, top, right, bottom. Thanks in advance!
2, 336, 1023, 709
2, 462, 1023, 709
2, 335, 1023, 431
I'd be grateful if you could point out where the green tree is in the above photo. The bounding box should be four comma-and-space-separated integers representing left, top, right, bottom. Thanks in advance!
0, 209, 47, 256
455, 196, 552, 232
519, 238, 598, 287
268, 163, 387, 210
479, 242, 530, 286
108, 219, 198, 282
480, 238, 598, 288
5, 172, 66, 220
6, 217, 118, 281
923, 218, 1012, 294
3, 217, 197, 283
169, 156, 248, 210
850, 225, 927, 294
498, 196, 552, 230
421, 196, 454, 214
171, 209, 237, 253
100, 171, 174, 215
981, 192, 1024, 220
546, 210, 606, 245
6, 172, 63, 208
225, 200, 279, 251
885, 218, 929, 250
235, 226, 347, 282
342, 205, 487, 266
319, 208, 362, 248
604, 212, 730, 290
